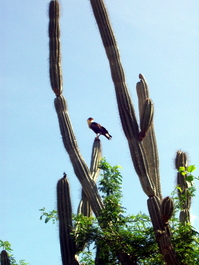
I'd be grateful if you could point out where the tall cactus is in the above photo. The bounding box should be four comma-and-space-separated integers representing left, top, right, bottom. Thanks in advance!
48, 0, 103, 218
49, 1, 104, 261
88, 1, 179, 264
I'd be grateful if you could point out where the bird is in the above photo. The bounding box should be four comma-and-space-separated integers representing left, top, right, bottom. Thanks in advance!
87, 117, 112, 140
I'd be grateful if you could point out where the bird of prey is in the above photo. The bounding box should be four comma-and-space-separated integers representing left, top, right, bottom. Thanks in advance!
87, 117, 112, 140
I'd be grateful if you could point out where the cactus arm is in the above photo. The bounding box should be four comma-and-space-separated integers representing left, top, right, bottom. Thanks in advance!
57, 176, 79, 265
136, 75, 161, 199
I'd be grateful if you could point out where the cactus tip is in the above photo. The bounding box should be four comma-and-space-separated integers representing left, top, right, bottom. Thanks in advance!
139, 73, 144, 80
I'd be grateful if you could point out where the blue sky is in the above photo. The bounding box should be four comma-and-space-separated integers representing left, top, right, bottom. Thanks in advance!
1, 0, 199, 264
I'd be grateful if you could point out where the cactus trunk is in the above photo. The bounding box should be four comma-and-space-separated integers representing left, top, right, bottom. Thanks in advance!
89, 0, 180, 263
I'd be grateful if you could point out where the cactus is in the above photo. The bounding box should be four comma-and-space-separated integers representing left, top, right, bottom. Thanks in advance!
0, 250, 11, 265
77, 138, 102, 217
49, 2, 104, 260
88, 1, 179, 263
161, 196, 174, 224
49, 1, 103, 218
47, 0, 196, 264
57, 174, 79, 265
49, 0, 62, 96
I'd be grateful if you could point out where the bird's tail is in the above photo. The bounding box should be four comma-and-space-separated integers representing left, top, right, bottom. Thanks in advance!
105, 133, 112, 140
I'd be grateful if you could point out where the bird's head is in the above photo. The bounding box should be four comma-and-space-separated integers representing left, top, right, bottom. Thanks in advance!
87, 117, 94, 127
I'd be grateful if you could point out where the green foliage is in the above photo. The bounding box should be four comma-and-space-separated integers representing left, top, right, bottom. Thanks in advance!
73, 214, 97, 251
39, 160, 199, 264
98, 158, 124, 227
0, 240, 29, 265
0, 240, 12, 252
170, 165, 199, 263
171, 165, 197, 212
178, 165, 198, 200
178, 165, 197, 195
171, 221, 199, 264
39, 207, 58, 224
73, 159, 163, 264
78, 249, 95, 265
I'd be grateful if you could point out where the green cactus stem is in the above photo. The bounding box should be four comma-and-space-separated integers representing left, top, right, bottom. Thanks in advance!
0, 250, 11, 265
49, 0, 62, 96
57, 175, 79, 265
136, 75, 161, 199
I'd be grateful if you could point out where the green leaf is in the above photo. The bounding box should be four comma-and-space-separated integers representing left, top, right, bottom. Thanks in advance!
176, 186, 182, 193
179, 166, 185, 172
185, 175, 194, 182
187, 165, 196, 173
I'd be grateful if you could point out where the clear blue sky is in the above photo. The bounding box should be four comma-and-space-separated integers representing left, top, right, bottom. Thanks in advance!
1, 0, 199, 264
